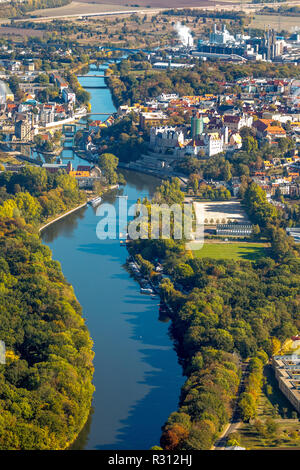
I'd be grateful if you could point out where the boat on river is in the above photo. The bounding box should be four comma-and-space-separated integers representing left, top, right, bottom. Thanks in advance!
140, 287, 155, 295
89, 196, 102, 207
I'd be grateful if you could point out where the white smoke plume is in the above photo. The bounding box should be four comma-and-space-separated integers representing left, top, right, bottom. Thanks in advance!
174, 21, 194, 47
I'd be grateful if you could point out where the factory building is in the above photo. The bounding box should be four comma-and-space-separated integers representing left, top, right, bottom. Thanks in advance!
209, 23, 236, 45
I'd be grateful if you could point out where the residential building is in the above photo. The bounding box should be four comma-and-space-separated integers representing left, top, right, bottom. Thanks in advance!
223, 114, 253, 132
273, 355, 300, 414
15, 118, 33, 141
253, 118, 286, 140
62, 88, 76, 104
140, 111, 168, 130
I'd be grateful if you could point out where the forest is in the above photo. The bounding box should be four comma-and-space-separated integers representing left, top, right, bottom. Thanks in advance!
0, 166, 94, 449
128, 179, 300, 450
0, 166, 86, 225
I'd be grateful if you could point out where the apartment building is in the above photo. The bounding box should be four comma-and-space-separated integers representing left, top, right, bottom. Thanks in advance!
273, 355, 300, 414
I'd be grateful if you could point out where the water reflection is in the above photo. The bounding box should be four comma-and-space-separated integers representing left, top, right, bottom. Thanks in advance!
41, 206, 87, 243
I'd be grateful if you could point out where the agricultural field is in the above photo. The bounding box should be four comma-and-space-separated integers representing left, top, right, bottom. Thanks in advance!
251, 13, 300, 32
57, 0, 213, 8
29, 1, 136, 19
193, 242, 269, 261
0, 25, 44, 39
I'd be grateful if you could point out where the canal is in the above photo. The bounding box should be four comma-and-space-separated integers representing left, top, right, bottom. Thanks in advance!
41, 63, 183, 450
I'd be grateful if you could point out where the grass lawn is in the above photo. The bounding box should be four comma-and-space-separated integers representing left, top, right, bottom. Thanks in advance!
193, 242, 270, 261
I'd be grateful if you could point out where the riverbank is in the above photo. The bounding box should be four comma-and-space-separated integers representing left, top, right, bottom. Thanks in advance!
39, 201, 87, 232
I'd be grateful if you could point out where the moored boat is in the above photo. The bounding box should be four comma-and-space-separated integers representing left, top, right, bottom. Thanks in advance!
89, 196, 102, 207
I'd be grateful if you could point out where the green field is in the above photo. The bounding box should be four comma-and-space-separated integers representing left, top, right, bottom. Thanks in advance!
193, 242, 270, 261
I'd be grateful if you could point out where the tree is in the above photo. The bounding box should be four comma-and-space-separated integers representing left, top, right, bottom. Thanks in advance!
160, 423, 188, 450
211, 329, 234, 352
265, 418, 278, 438
8, 75, 19, 94
15, 192, 41, 223
239, 392, 256, 422
242, 135, 258, 153
222, 161, 232, 182
98, 153, 119, 184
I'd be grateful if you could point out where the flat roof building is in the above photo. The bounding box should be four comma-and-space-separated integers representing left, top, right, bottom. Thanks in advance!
216, 223, 253, 236
273, 355, 300, 414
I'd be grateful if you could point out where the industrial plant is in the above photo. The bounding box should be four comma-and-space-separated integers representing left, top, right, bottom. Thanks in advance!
148, 21, 300, 65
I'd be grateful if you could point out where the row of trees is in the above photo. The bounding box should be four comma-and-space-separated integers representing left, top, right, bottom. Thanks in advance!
239, 355, 266, 422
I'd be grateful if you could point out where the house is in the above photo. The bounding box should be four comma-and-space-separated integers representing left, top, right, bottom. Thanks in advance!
140, 111, 168, 130
150, 126, 185, 150
51, 74, 68, 92
223, 114, 253, 131
25, 62, 35, 72
253, 118, 286, 139
42, 162, 68, 173
6, 103, 17, 116
184, 132, 224, 158
67, 163, 91, 178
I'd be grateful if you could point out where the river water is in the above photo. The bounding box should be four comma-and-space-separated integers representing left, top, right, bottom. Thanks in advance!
41, 64, 183, 450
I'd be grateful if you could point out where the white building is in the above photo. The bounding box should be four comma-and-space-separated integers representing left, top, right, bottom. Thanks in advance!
62, 88, 76, 104
157, 93, 179, 102
39, 109, 54, 125
150, 126, 185, 150
184, 132, 224, 158
209, 24, 236, 45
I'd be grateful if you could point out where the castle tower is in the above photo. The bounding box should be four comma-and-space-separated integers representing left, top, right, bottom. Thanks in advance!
191, 113, 204, 138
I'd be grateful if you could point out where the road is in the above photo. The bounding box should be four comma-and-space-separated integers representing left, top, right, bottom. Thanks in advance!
15, 7, 165, 23
213, 362, 248, 450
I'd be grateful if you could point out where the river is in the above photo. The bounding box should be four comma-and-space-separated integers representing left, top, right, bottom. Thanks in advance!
41, 63, 183, 450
